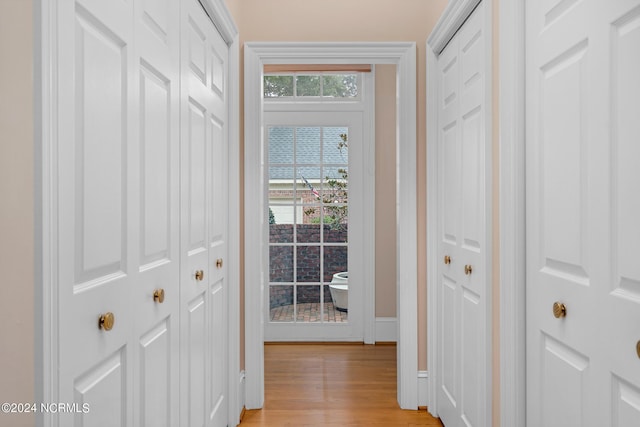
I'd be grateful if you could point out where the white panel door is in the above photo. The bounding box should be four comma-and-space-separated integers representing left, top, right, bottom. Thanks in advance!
526, 1, 640, 426
56, 0, 182, 426
436, 3, 490, 427
133, 0, 181, 426
57, 1, 136, 425
180, 0, 229, 426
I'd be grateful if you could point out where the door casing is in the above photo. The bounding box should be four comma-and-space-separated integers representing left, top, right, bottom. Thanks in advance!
244, 41, 419, 410
426, 0, 493, 423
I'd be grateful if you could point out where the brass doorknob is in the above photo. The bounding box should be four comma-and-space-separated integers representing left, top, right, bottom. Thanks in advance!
153, 288, 165, 303
444, 255, 451, 265
216, 258, 223, 269
553, 302, 567, 318
99, 312, 115, 331
195, 270, 204, 281
464, 264, 473, 275
636, 341, 640, 359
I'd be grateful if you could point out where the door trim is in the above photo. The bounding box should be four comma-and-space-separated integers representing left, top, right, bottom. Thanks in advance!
426, 0, 493, 421
498, 0, 526, 426
244, 41, 418, 410
35, 1, 240, 426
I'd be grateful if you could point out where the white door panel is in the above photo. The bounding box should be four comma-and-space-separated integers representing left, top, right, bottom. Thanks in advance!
180, 0, 229, 425
57, 1, 135, 425
436, 3, 489, 427
134, 0, 181, 425
526, 1, 640, 426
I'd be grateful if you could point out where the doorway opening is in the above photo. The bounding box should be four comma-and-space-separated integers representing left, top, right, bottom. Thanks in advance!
244, 42, 418, 409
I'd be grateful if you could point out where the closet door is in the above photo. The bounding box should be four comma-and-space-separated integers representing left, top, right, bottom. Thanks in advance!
133, 0, 181, 426
56, 0, 181, 426
180, 0, 230, 426
57, 1, 137, 425
435, 3, 490, 427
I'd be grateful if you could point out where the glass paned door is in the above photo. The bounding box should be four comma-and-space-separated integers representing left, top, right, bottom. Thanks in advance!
264, 112, 364, 341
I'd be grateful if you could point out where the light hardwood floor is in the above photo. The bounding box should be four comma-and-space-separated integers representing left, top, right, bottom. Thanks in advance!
240, 343, 443, 426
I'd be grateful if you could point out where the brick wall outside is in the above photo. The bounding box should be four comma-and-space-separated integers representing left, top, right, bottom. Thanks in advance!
269, 224, 348, 309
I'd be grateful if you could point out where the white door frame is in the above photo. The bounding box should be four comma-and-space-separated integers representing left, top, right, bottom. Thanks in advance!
34, 1, 241, 426
244, 41, 419, 409
426, 0, 493, 420
497, 0, 526, 426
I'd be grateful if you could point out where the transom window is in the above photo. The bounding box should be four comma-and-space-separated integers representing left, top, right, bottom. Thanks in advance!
264, 73, 360, 99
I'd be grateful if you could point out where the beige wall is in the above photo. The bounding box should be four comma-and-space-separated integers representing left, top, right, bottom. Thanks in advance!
230, 0, 449, 372
374, 64, 397, 318
0, 1, 35, 426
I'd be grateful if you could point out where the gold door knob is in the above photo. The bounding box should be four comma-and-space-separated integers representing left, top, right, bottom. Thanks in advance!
553, 302, 567, 318
216, 258, 223, 269
153, 288, 165, 303
99, 312, 115, 331
636, 341, 640, 359
444, 255, 451, 265
195, 270, 204, 281
464, 264, 473, 275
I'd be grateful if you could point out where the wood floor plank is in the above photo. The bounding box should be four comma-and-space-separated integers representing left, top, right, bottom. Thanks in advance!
240, 344, 443, 426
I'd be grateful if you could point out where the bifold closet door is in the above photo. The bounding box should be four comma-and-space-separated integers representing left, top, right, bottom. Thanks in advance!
179, 0, 230, 426
435, 3, 490, 427
56, 0, 180, 426
526, 1, 640, 426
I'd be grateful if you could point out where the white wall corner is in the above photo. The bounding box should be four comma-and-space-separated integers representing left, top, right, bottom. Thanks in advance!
418, 371, 429, 407
374, 317, 397, 342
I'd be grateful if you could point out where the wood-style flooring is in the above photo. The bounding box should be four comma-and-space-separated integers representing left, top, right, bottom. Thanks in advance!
240, 343, 443, 426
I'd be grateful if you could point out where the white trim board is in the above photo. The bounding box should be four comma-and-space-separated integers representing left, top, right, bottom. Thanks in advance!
499, 0, 526, 426
244, 41, 419, 410
375, 317, 397, 342
418, 371, 429, 408
426, 0, 493, 422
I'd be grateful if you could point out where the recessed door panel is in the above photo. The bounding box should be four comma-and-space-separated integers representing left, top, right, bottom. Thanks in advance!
441, 278, 457, 407
74, 9, 127, 284
74, 349, 127, 427
612, 376, 640, 427
140, 65, 172, 267
187, 295, 206, 427
188, 101, 207, 253
613, 9, 640, 296
541, 335, 589, 427
139, 320, 171, 427
540, 42, 589, 282
442, 123, 459, 245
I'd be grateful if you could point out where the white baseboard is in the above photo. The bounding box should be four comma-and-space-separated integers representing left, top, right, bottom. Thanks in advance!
238, 370, 246, 420
418, 370, 429, 407
375, 317, 397, 342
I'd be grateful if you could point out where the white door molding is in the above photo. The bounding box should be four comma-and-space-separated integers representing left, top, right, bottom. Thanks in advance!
426, 0, 493, 420
244, 41, 418, 410
498, 0, 526, 426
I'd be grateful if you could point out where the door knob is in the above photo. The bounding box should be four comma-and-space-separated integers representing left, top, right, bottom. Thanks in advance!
464, 264, 473, 275
444, 255, 451, 265
636, 340, 640, 359
216, 258, 223, 269
195, 270, 204, 281
98, 312, 115, 331
153, 288, 165, 303
552, 302, 567, 318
